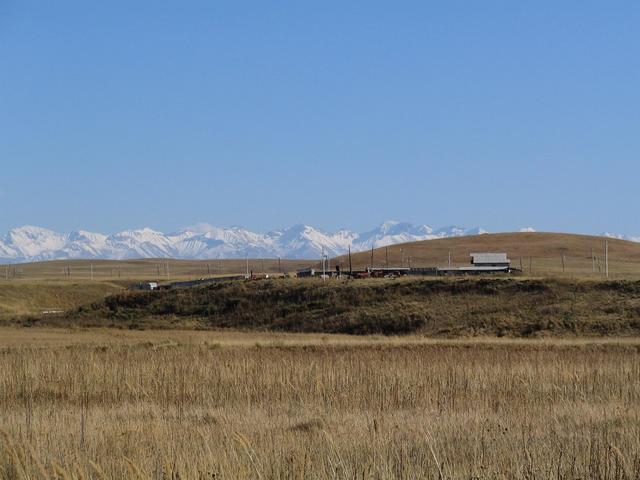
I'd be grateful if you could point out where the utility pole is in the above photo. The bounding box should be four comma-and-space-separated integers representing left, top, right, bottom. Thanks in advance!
321, 247, 326, 283
562, 253, 565, 273
207, 264, 211, 276
605, 240, 609, 278
400, 248, 404, 268
348, 245, 353, 277
448, 251, 452, 269
245, 255, 249, 277
370, 245, 374, 269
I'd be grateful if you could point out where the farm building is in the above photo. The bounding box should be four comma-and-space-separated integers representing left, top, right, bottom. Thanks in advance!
131, 282, 158, 291
296, 267, 316, 278
438, 252, 513, 275
470, 253, 511, 268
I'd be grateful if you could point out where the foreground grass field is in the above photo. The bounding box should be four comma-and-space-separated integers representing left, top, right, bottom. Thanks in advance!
2, 232, 638, 478
0, 329, 639, 479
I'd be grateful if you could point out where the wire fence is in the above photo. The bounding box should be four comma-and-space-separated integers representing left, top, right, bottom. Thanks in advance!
2, 252, 640, 281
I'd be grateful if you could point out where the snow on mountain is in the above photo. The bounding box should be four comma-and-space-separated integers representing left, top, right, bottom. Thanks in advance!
105, 228, 178, 259
59, 230, 108, 259
463, 227, 489, 236
170, 225, 278, 259
603, 232, 640, 243
355, 221, 437, 249
433, 226, 486, 237
12, 220, 632, 264
270, 225, 357, 259
0, 221, 492, 263
0, 226, 67, 260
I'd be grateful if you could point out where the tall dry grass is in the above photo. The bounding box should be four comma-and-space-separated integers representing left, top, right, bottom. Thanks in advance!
1, 338, 639, 479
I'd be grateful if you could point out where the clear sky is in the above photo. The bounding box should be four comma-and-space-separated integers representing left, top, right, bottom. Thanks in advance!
1, 1, 638, 235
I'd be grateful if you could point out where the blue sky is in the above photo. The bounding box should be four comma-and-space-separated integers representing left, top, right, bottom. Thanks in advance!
1, 1, 638, 235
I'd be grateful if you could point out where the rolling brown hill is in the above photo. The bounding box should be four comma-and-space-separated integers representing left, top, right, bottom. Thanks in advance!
332, 232, 640, 278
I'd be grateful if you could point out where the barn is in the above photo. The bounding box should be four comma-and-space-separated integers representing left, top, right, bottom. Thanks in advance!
470, 253, 511, 268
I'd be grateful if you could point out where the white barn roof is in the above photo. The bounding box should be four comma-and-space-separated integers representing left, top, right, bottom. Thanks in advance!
470, 253, 510, 265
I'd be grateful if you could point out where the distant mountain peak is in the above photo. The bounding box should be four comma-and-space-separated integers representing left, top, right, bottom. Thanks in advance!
0, 221, 631, 264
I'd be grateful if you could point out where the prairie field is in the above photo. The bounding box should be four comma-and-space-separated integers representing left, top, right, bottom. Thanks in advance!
1, 329, 639, 479
2, 231, 640, 478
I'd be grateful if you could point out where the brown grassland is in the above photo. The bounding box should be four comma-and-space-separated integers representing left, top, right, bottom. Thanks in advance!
2, 233, 640, 478
1, 331, 640, 479
0, 258, 312, 283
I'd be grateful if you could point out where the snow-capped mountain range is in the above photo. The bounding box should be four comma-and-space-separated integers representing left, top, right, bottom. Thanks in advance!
0, 222, 636, 264
0, 221, 488, 263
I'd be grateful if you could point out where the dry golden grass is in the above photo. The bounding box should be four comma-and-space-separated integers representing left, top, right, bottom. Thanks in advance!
0, 258, 312, 282
1, 329, 639, 479
0, 281, 122, 320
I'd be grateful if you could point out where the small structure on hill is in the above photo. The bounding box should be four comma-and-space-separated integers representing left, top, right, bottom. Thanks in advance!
296, 267, 316, 278
470, 253, 511, 268
131, 282, 158, 291
366, 267, 410, 278
438, 252, 513, 275
163, 275, 246, 289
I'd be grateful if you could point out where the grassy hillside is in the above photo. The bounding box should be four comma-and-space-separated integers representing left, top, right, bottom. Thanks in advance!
332, 232, 640, 278
43, 277, 640, 337
0, 280, 122, 320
